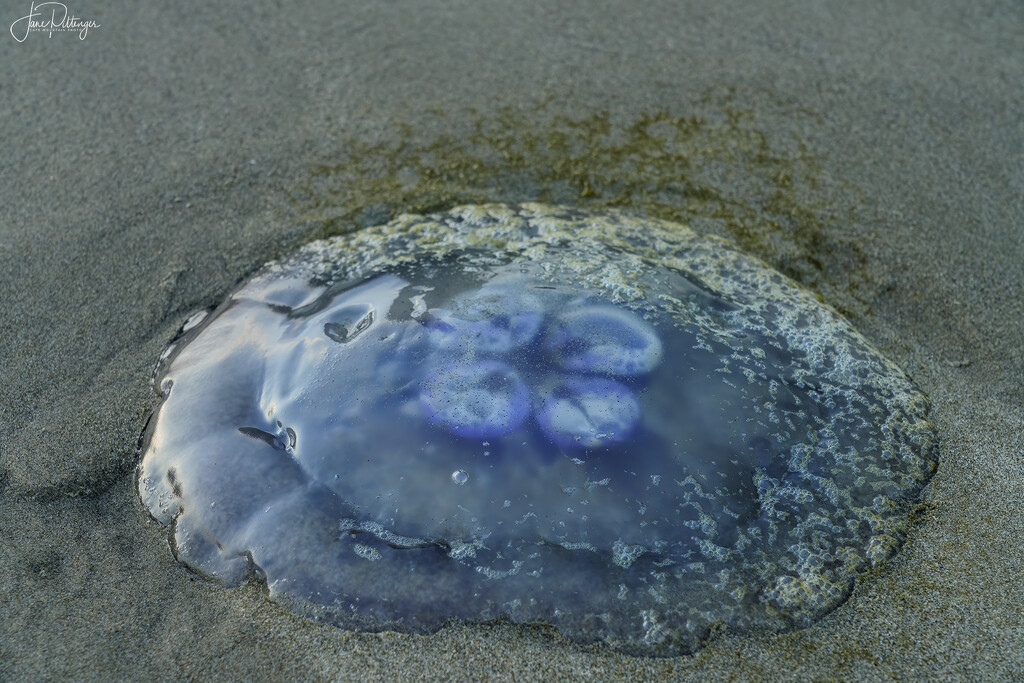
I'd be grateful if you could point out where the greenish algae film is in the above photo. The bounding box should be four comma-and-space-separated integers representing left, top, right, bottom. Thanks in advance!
288, 90, 873, 316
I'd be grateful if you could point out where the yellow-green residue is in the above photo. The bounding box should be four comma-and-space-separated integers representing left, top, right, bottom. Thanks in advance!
289, 89, 871, 314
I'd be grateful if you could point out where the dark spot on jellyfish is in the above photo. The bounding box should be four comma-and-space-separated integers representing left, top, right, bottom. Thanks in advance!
324, 303, 375, 344
166, 468, 182, 498
238, 427, 291, 451
137, 204, 937, 656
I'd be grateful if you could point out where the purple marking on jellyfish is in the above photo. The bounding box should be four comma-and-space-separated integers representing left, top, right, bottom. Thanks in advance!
546, 305, 663, 377
420, 360, 531, 439
425, 286, 543, 355
536, 377, 641, 449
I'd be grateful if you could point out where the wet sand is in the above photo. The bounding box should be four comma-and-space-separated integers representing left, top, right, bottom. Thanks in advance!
2, 1, 1022, 679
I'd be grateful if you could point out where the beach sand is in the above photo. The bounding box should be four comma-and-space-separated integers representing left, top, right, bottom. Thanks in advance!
1, 1, 1022, 679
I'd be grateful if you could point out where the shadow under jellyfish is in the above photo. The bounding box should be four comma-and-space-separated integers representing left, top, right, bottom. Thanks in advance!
138, 204, 937, 656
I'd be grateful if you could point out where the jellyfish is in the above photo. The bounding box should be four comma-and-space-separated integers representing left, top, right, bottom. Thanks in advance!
137, 204, 937, 656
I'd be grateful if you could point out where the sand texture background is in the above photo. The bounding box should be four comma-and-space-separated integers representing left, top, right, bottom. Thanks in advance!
1, 1, 1022, 680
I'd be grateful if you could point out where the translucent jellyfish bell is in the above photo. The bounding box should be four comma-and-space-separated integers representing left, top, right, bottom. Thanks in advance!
137, 204, 937, 656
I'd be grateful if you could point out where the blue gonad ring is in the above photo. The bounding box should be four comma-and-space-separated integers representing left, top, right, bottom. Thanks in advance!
546, 304, 663, 377
536, 376, 641, 449
425, 286, 544, 355
420, 360, 531, 438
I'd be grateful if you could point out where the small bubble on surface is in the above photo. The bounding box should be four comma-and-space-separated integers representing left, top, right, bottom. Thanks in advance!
451, 470, 469, 486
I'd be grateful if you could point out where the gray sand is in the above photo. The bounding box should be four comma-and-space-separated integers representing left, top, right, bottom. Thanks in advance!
1, 1, 1022, 679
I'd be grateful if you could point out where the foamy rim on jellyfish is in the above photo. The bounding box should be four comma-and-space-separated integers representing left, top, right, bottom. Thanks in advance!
139, 203, 938, 657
